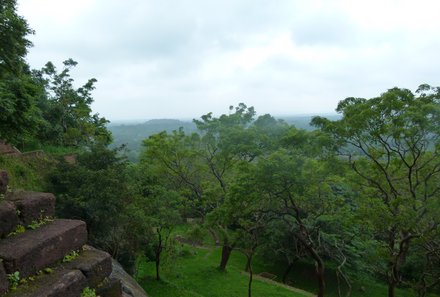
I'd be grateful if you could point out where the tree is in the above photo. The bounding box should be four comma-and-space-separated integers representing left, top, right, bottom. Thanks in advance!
0, 0, 33, 76
312, 84, 440, 297
48, 145, 149, 271
140, 129, 209, 218
240, 125, 353, 297
33, 59, 111, 146
0, 0, 41, 145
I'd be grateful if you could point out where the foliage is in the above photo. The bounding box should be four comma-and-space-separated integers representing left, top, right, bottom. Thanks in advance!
0, 154, 55, 191
7, 224, 25, 237
313, 84, 440, 296
81, 287, 97, 297
48, 144, 150, 271
32, 59, 111, 147
27, 216, 54, 230
0, 0, 42, 145
62, 250, 80, 263
7, 271, 20, 290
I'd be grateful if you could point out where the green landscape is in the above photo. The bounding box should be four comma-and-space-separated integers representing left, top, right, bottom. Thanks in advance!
2, 1, 440, 297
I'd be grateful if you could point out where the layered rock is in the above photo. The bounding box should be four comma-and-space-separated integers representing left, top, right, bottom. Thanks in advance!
0, 169, 148, 297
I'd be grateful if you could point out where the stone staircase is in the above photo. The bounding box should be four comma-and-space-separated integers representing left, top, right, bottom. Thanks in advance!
0, 171, 131, 297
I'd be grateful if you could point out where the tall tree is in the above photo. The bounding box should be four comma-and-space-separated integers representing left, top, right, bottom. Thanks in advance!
0, 0, 41, 145
33, 59, 111, 146
312, 85, 440, 297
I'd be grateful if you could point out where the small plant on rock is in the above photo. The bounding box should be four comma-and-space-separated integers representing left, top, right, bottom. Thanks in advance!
62, 250, 79, 263
81, 287, 97, 297
8, 225, 25, 237
7, 271, 20, 290
27, 216, 54, 230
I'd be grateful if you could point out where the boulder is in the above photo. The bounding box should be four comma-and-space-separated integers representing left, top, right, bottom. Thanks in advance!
110, 259, 148, 297
96, 278, 123, 297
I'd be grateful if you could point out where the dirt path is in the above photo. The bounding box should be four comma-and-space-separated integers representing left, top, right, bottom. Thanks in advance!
241, 271, 316, 297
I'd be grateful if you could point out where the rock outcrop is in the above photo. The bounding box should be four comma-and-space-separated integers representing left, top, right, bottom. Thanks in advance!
0, 170, 148, 297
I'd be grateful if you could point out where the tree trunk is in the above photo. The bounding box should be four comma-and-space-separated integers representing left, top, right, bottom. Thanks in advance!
388, 281, 396, 297
387, 233, 413, 297
298, 234, 325, 297
245, 256, 251, 272
282, 262, 295, 284
155, 248, 161, 281
316, 258, 325, 297
219, 244, 233, 271
155, 230, 163, 281
248, 254, 253, 297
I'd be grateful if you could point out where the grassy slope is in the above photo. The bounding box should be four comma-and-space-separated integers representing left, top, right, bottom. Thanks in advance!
137, 225, 430, 297
0, 154, 55, 191
138, 245, 422, 297
138, 245, 310, 297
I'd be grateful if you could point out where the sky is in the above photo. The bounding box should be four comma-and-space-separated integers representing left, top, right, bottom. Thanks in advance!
17, 0, 440, 121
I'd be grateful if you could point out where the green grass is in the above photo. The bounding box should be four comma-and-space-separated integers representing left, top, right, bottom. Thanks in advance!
137, 245, 310, 297
138, 225, 436, 297
0, 154, 55, 191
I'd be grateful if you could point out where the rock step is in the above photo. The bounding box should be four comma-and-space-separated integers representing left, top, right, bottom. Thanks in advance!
96, 278, 123, 297
5, 191, 55, 226
0, 219, 87, 278
0, 201, 19, 238
4, 268, 87, 297
62, 248, 113, 288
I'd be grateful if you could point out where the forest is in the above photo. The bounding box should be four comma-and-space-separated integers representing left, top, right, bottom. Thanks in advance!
1, 1, 440, 297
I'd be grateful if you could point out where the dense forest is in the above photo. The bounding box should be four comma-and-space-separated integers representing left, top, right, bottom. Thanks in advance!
1, 1, 440, 297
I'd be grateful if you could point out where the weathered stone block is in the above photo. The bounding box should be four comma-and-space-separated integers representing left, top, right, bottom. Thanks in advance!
64, 248, 112, 287
0, 170, 8, 195
0, 201, 19, 238
111, 259, 148, 297
0, 219, 87, 278
5, 269, 87, 297
6, 191, 55, 225
96, 278, 123, 297
0, 260, 8, 295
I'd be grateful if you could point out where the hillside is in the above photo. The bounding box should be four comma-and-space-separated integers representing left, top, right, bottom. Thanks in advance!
108, 119, 197, 161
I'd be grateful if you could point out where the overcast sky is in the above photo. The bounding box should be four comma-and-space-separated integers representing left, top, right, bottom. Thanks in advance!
17, 0, 440, 121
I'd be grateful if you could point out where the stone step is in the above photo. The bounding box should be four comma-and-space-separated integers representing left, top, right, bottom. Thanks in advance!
5, 191, 55, 226
4, 268, 87, 297
62, 247, 112, 287
96, 278, 123, 297
0, 201, 19, 238
0, 219, 87, 278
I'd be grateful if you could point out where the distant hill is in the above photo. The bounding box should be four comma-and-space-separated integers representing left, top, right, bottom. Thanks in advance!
280, 114, 340, 130
109, 119, 197, 161
108, 115, 340, 162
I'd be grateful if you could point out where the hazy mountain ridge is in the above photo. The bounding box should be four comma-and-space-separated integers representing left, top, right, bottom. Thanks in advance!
108, 114, 340, 161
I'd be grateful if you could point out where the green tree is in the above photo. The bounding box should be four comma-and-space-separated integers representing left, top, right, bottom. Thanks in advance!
0, 0, 42, 145
49, 145, 149, 271
140, 129, 208, 218
0, 0, 33, 76
312, 84, 440, 297
33, 59, 111, 146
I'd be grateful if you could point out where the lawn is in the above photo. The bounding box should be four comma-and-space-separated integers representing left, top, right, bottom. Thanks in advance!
137, 245, 310, 297
136, 226, 435, 297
